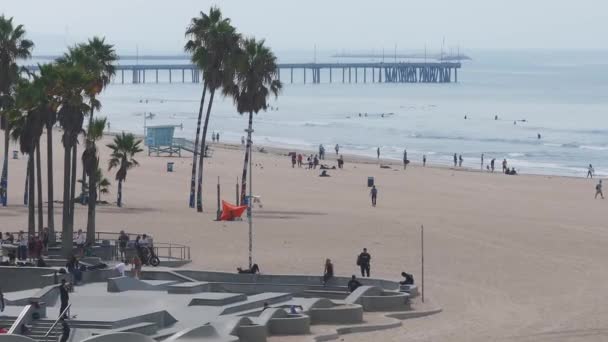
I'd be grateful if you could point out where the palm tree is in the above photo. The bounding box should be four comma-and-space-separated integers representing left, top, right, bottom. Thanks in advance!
58, 38, 116, 243
107, 132, 142, 207
81, 117, 106, 240
36, 63, 60, 242
9, 79, 45, 236
0, 15, 34, 206
96, 168, 111, 202
226, 38, 282, 204
55, 63, 94, 256
185, 7, 241, 212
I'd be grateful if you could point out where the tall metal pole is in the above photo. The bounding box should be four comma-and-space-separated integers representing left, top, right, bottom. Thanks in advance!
421, 224, 425, 303
216, 176, 221, 221
248, 138, 253, 268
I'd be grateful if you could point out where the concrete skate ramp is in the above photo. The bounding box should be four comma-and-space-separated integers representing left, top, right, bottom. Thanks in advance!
344, 286, 383, 304
81, 332, 156, 342
107, 276, 175, 292
0, 336, 37, 342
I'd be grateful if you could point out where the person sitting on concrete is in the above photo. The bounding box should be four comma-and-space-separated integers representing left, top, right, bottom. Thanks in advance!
347, 275, 362, 293
237, 263, 260, 274
323, 259, 334, 285
289, 305, 304, 314
400, 272, 414, 285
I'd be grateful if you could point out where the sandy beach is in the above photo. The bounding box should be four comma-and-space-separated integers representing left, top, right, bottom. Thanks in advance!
1, 128, 607, 342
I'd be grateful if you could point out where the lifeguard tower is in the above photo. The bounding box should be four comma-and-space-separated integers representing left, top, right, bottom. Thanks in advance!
146, 125, 183, 157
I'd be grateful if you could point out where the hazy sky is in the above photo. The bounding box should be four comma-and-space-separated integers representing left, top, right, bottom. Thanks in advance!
3, 0, 607, 55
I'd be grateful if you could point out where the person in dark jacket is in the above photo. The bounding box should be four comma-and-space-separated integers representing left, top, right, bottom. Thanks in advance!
357, 248, 371, 277
322, 259, 334, 285
59, 279, 69, 318
400, 272, 414, 285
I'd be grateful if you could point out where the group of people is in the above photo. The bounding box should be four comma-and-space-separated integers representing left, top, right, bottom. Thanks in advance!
211, 132, 221, 143
320, 248, 414, 293
0, 229, 50, 265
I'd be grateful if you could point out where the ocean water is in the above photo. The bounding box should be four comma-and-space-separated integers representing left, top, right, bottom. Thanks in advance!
41, 49, 608, 177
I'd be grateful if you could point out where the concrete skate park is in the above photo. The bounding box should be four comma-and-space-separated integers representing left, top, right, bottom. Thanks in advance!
0, 265, 439, 342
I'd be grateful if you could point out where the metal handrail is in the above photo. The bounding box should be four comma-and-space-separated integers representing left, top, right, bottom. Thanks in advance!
44, 303, 71, 340
7, 304, 32, 334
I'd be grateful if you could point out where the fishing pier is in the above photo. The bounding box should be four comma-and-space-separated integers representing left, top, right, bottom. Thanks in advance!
26, 61, 461, 85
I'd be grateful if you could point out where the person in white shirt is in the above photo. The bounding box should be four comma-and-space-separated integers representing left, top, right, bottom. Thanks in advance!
17, 231, 28, 260
114, 262, 127, 277
74, 230, 86, 257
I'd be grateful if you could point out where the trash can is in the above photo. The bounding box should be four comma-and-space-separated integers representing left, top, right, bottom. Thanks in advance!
167, 162, 174, 172
12, 151, 18, 160
367, 177, 374, 187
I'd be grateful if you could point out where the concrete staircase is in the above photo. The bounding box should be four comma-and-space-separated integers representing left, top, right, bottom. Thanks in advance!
25, 320, 113, 342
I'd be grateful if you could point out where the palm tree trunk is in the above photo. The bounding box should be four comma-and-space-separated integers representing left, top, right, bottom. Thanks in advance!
61, 144, 72, 257
69, 144, 77, 235
36, 142, 44, 234
24, 158, 30, 205
117, 179, 123, 207
47, 124, 55, 243
81, 106, 94, 204
1, 124, 8, 206
189, 84, 207, 208
196, 89, 215, 212
86, 154, 97, 243
28, 151, 35, 237
240, 111, 254, 204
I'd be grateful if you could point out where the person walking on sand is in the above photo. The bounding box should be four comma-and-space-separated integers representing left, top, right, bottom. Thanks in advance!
423, 155, 427, 167
335, 144, 340, 155
459, 154, 463, 167
587, 164, 594, 178
453, 153, 458, 167
491, 158, 496, 172
357, 248, 371, 277
403, 149, 408, 170
481, 153, 484, 170
216, 133, 220, 142
212, 132, 216, 143
297, 153, 303, 167
502, 159, 508, 173
370, 185, 378, 207
595, 180, 604, 199
291, 153, 296, 168
377, 147, 380, 160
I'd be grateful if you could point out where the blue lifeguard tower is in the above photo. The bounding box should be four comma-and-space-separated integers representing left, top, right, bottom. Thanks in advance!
146, 125, 182, 157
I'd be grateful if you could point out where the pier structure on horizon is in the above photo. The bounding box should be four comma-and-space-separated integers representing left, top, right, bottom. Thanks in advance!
25, 61, 461, 85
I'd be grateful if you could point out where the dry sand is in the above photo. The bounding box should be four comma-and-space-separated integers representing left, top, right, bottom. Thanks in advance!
1, 129, 608, 341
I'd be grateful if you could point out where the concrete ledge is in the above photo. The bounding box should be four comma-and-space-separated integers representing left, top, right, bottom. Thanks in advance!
386, 307, 443, 320
236, 324, 267, 342
310, 304, 363, 324
81, 332, 157, 342
188, 293, 247, 306
268, 314, 310, 335
399, 284, 418, 297
361, 291, 410, 311
167, 282, 210, 294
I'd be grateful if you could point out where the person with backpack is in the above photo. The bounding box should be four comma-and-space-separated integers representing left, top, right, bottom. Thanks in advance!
357, 248, 371, 277
595, 180, 604, 199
